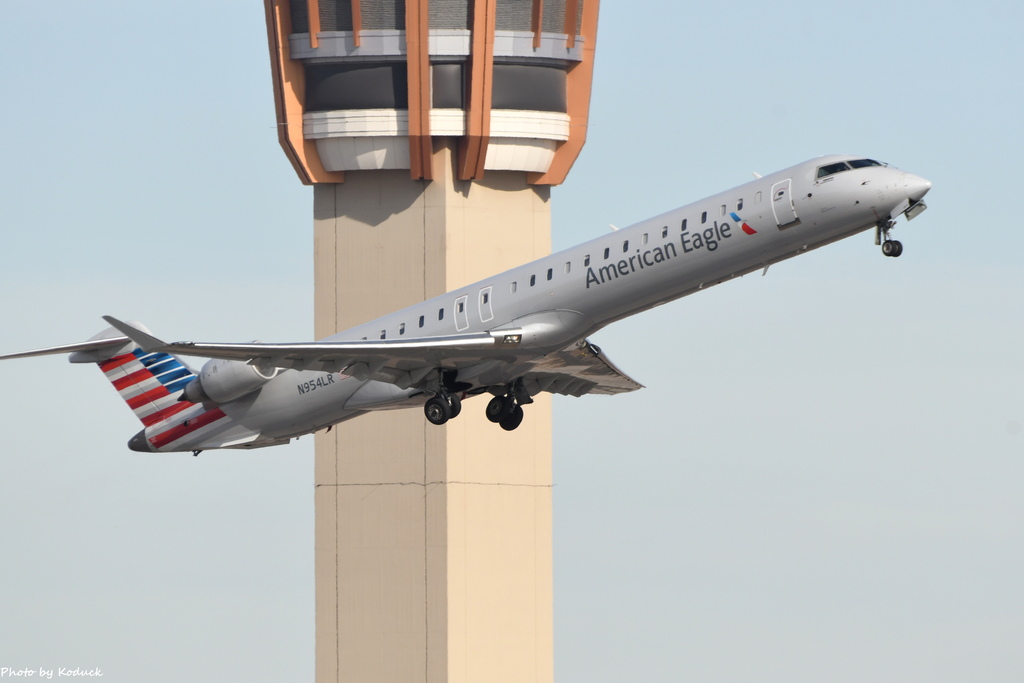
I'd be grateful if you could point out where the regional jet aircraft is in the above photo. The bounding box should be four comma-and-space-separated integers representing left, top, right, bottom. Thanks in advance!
1, 156, 931, 454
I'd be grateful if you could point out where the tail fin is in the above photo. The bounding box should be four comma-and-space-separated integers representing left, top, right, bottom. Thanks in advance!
73, 325, 198, 428
3, 323, 275, 453
77, 325, 267, 452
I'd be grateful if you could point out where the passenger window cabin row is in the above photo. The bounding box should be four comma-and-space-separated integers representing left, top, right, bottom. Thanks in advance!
378, 191, 763, 339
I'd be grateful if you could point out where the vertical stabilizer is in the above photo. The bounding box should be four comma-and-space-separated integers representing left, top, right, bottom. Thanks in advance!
69, 324, 198, 428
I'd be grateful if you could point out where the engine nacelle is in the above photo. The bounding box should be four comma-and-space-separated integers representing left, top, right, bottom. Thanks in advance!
182, 358, 278, 405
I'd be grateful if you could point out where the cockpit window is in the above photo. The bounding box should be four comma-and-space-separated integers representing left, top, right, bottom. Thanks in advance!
817, 162, 851, 179
848, 158, 883, 168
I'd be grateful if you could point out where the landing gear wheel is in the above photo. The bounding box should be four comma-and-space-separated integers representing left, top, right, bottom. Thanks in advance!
446, 393, 462, 419
877, 218, 904, 258
424, 396, 452, 425
499, 405, 524, 431
485, 395, 515, 423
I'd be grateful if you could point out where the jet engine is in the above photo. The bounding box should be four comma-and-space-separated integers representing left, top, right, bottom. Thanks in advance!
182, 357, 279, 404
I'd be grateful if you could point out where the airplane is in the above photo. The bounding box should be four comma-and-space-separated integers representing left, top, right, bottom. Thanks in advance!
0, 155, 931, 455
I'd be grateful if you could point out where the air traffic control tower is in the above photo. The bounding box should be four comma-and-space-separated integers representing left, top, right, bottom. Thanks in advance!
264, 2, 598, 681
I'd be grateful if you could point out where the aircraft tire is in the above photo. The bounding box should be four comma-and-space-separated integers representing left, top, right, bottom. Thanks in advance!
882, 240, 901, 257
486, 395, 515, 423
499, 405, 525, 431
424, 396, 451, 425
447, 393, 462, 419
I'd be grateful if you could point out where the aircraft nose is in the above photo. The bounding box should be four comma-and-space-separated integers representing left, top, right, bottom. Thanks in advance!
904, 173, 932, 202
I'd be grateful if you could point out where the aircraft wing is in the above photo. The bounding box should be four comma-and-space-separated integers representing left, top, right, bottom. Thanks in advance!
102, 316, 642, 397
103, 316, 528, 387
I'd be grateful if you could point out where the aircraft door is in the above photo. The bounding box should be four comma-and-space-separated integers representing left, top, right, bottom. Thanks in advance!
478, 286, 494, 322
770, 179, 799, 227
454, 295, 470, 331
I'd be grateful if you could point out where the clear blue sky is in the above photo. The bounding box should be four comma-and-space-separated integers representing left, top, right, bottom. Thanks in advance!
1, 1, 1022, 681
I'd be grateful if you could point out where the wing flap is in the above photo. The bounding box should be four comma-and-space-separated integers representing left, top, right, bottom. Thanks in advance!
523, 339, 643, 397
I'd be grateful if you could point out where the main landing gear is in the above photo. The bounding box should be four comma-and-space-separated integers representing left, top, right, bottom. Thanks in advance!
424, 390, 462, 426
421, 380, 531, 431
876, 220, 903, 258
485, 394, 524, 431
485, 380, 532, 432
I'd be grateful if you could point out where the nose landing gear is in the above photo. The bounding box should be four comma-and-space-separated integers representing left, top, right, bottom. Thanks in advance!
876, 220, 903, 258
881, 239, 903, 257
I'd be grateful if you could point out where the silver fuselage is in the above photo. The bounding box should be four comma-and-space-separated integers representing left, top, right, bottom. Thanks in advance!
178, 155, 930, 448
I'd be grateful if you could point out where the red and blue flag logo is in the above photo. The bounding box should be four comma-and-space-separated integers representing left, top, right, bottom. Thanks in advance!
730, 212, 757, 235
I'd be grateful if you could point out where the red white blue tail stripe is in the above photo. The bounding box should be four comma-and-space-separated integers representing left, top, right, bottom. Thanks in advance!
98, 346, 258, 452
99, 349, 197, 428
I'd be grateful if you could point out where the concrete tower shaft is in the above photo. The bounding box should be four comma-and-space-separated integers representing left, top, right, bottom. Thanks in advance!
266, 0, 598, 184
264, 3, 600, 681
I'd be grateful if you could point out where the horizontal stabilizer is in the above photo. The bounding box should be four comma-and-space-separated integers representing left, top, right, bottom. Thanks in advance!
0, 334, 130, 362
102, 316, 170, 354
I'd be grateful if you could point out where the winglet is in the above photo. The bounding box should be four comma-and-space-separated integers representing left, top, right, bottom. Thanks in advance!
102, 316, 170, 353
